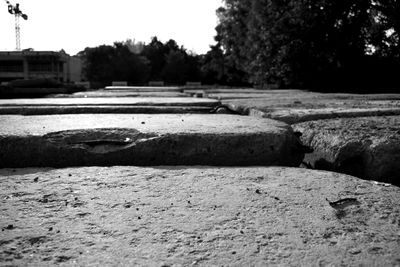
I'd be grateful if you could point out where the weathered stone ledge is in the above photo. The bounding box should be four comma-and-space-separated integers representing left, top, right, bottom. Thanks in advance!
248, 107, 400, 124
0, 105, 213, 115
294, 115, 400, 185
0, 114, 304, 168
0, 97, 220, 107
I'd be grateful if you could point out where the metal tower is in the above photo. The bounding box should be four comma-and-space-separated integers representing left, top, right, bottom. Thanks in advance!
3, 0, 28, 51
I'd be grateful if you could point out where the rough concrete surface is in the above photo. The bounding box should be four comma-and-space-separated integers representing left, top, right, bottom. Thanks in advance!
206, 89, 304, 94
0, 97, 220, 115
294, 116, 400, 185
224, 96, 400, 124
222, 92, 400, 106
0, 105, 213, 115
49, 91, 189, 98
252, 107, 400, 124
0, 97, 219, 107
1, 167, 399, 266
0, 114, 304, 167
104, 86, 182, 92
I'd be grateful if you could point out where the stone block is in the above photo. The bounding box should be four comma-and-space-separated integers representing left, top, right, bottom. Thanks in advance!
0, 114, 304, 168
1, 166, 399, 265
294, 116, 400, 185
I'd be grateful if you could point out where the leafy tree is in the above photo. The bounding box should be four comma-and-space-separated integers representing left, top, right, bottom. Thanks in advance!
78, 42, 150, 87
184, 52, 202, 83
79, 37, 205, 86
367, 0, 400, 57
201, 44, 226, 84
140, 37, 202, 84
200, 23, 249, 86
141, 37, 168, 81
160, 50, 187, 84
125, 39, 146, 54
216, 0, 400, 90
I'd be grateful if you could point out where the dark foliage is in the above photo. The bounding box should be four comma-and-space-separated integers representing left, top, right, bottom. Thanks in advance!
77, 1, 399, 91
216, 0, 400, 92
78, 43, 150, 87
79, 37, 202, 87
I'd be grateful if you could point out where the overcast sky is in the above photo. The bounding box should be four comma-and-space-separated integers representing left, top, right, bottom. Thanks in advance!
0, 0, 223, 55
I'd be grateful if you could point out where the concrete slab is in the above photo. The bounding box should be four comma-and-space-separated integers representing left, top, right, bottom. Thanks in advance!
206, 89, 304, 94
209, 93, 306, 100
0, 97, 220, 115
183, 89, 305, 98
1, 166, 399, 266
0, 114, 304, 167
223, 92, 400, 106
294, 116, 400, 185
224, 96, 400, 124
49, 91, 189, 98
0, 97, 219, 107
0, 106, 213, 115
206, 90, 307, 100
104, 86, 182, 92
225, 96, 400, 110
251, 107, 400, 124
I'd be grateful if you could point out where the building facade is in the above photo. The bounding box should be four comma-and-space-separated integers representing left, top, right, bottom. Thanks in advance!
0, 51, 82, 84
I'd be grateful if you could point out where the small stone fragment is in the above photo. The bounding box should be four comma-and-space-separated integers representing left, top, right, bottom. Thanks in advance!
348, 248, 361, 255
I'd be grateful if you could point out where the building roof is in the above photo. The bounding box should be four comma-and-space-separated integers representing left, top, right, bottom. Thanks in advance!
0, 51, 71, 62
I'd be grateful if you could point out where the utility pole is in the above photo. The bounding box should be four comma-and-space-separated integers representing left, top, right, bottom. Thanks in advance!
3, 0, 28, 51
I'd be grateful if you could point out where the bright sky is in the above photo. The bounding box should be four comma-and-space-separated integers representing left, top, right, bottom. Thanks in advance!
0, 0, 223, 55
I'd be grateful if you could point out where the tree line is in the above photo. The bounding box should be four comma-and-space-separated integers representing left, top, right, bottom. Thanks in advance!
77, 37, 236, 88
215, 0, 400, 92
78, 1, 400, 92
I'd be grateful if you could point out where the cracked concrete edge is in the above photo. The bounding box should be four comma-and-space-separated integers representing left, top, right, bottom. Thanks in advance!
293, 117, 400, 185
298, 138, 400, 186
0, 128, 305, 168
223, 103, 252, 115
